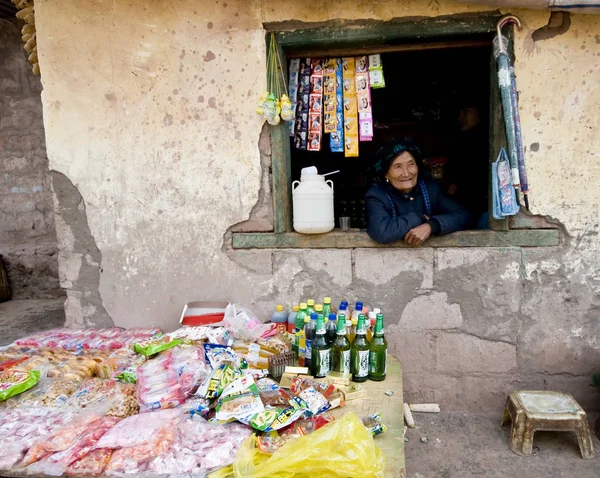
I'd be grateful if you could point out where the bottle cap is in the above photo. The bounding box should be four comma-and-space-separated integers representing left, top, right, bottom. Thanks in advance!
373, 308, 381, 314
351, 317, 358, 325
300, 302, 307, 309
339, 304, 347, 311
307, 299, 315, 306
341, 300, 349, 308
293, 305, 300, 312
315, 304, 323, 312
304, 317, 310, 323
276, 305, 284, 311
310, 313, 318, 320
355, 301, 363, 310
328, 313, 337, 321
324, 297, 331, 304
368, 311, 376, 319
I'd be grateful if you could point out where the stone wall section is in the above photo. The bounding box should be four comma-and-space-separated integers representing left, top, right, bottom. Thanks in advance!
0, 19, 61, 299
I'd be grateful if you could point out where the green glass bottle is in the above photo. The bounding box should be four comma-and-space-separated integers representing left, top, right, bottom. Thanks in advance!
311, 314, 331, 378
322, 297, 333, 318
294, 303, 308, 361
350, 314, 369, 382
332, 313, 351, 374
369, 313, 387, 381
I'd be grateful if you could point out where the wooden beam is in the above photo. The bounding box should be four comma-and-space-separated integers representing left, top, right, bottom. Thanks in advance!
272, 12, 502, 52
232, 230, 560, 249
287, 39, 491, 59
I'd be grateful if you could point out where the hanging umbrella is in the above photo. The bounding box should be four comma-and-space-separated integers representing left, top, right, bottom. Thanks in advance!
493, 15, 530, 210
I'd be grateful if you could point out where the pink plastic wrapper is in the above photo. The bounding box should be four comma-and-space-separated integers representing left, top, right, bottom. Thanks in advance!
93, 408, 182, 450
136, 351, 185, 412
66, 448, 112, 476
0, 408, 79, 470
26, 417, 120, 476
148, 415, 252, 475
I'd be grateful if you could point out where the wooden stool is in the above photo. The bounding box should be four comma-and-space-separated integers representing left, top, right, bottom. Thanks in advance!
502, 391, 594, 459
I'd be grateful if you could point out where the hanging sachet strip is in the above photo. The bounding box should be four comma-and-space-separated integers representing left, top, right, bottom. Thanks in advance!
330, 58, 344, 153
307, 59, 323, 151
368, 54, 386, 89
323, 58, 338, 134
355, 55, 373, 142
342, 57, 359, 157
288, 59, 300, 136
293, 57, 311, 150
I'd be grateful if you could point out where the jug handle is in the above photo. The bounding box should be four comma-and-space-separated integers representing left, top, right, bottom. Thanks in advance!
292, 180, 300, 189
326, 180, 334, 190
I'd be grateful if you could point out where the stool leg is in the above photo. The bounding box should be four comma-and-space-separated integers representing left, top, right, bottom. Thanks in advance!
520, 424, 535, 456
509, 411, 528, 456
575, 419, 595, 460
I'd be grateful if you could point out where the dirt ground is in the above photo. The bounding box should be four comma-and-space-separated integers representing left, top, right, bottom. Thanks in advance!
0, 298, 65, 346
405, 411, 600, 478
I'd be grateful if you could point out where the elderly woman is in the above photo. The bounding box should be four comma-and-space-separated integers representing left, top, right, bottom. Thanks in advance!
366, 139, 472, 245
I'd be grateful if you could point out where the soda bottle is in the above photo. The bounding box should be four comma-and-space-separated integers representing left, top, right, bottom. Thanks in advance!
306, 299, 316, 316
298, 316, 308, 367
304, 312, 317, 371
332, 314, 351, 374
288, 305, 299, 334
314, 303, 323, 317
352, 301, 364, 322
322, 297, 333, 318
295, 303, 308, 361
351, 313, 369, 382
348, 316, 358, 343
271, 305, 288, 334
367, 311, 377, 341
325, 313, 337, 346
311, 314, 331, 378
369, 313, 388, 381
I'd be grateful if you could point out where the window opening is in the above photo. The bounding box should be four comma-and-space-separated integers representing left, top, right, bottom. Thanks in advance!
289, 42, 491, 231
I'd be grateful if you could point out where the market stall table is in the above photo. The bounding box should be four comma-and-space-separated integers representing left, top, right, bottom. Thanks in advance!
331, 356, 405, 478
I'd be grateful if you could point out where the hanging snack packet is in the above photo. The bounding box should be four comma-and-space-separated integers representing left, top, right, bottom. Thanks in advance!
0, 368, 40, 401
362, 413, 387, 436
215, 374, 265, 422
196, 364, 238, 400
368, 54, 386, 89
133, 335, 182, 356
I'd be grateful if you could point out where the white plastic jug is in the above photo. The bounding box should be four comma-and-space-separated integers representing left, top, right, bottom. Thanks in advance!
292, 174, 335, 234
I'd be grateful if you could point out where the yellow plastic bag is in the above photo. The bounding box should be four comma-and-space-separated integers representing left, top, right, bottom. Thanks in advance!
225, 412, 385, 478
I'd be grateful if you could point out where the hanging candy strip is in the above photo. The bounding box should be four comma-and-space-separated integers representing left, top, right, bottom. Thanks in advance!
342, 57, 359, 157
323, 58, 338, 134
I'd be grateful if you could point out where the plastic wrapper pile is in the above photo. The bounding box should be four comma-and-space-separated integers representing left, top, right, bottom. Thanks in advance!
0, 308, 387, 477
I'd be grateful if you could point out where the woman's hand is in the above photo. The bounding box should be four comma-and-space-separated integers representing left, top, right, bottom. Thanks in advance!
404, 223, 432, 246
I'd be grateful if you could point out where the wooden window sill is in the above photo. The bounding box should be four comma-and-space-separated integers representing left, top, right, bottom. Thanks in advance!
232, 229, 560, 249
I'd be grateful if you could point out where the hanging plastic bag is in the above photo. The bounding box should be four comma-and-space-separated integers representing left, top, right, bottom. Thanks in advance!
492, 147, 519, 219
231, 412, 385, 478
223, 304, 276, 342
280, 94, 294, 121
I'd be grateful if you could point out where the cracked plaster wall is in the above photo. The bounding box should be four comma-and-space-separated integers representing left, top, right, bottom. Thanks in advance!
34, 0, 599, 410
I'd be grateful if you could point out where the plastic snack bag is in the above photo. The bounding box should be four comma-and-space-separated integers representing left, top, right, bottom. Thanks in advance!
173, 345, 212, 397
0, 368, 40, 401
136, 351, 186, 412
247, 395, 308, 432
204, 344, 246, 370
290, 376, 335, 399
256, 377, 291, 408
196, 364, 238, 400
133, 335, 182, 356
223, 303, 277, 342
232, 412, 385, 478
297, 386, 330, 415
67, 448, 113, 476
215, 374, 264, 422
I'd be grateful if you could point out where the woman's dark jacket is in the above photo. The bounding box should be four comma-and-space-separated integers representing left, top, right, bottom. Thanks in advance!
365, 180, 472, 244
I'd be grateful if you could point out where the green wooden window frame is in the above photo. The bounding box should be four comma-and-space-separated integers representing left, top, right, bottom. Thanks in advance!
232, 12, 559, 249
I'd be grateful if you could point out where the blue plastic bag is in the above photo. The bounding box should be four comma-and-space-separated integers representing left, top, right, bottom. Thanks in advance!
492, 148, 519, 219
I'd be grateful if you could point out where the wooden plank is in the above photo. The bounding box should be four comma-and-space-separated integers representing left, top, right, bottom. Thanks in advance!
269, 34, 293, 233
330, 356, 405, 478
488, 46, 509, 231
232, 229, 560, 249
271, 12, 501, 52
287, 39, 491, 59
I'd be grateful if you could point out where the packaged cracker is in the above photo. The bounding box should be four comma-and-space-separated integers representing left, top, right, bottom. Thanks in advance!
0, 368, 40, 401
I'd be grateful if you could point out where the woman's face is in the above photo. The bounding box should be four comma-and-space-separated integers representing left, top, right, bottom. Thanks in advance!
386, 152, 418, 193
